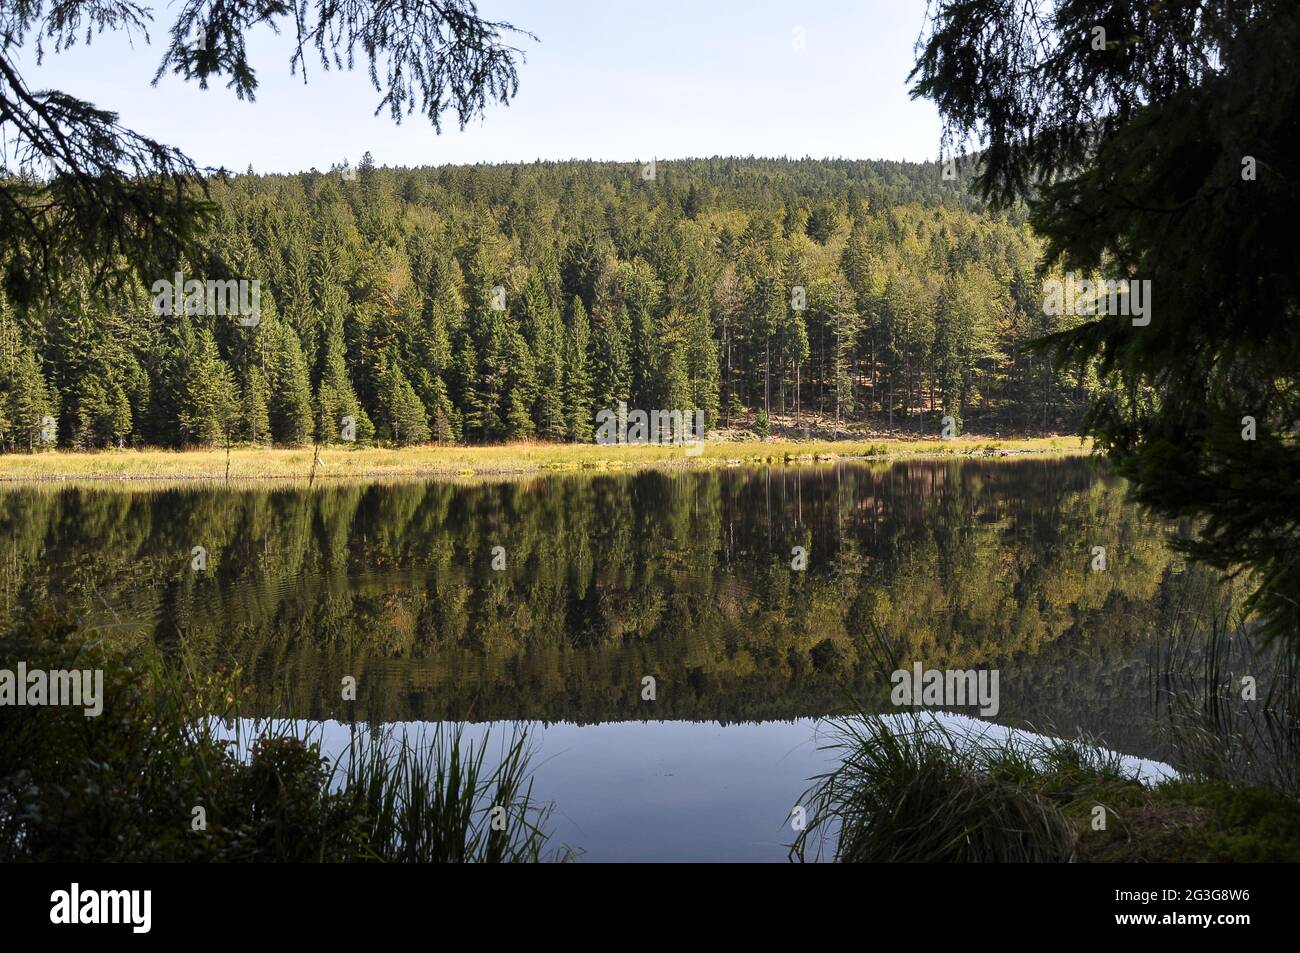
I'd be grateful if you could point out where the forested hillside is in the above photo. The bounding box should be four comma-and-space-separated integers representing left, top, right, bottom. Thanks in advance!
0, 156, 1092, 451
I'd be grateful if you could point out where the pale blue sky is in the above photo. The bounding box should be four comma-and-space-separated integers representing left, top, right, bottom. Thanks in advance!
16, 0, 943, 172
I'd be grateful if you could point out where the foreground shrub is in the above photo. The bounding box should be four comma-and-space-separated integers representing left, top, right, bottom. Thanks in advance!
0, 613, 569, 862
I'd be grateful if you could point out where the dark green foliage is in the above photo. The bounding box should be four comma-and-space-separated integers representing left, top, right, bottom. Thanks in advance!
1149, 782, 1300, 863
240, 366, 272, 445
0, 347, 54, 450
266, 317, 314, 446
178, 329, 238, 446
589, 303, 631, 416
911, 0, 1300, 638
805, 203, 840, 245
314, 316, 362, 444
378, 358, 432, 446
0, 613, 568, 862
562, 296, 594, 440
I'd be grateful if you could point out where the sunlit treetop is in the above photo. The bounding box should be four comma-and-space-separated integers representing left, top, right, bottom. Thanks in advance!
0, 0, 533, 305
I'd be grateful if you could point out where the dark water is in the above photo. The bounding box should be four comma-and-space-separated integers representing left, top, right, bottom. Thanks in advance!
0, 457, 1227, 859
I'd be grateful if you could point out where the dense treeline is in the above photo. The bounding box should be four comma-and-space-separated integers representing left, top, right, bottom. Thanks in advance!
0, 157, 1092, 451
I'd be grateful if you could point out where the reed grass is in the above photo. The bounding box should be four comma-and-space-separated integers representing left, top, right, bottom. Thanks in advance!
1148, 595, 1300, 795
789, 712, 1117, 863
331, 725, 571, 863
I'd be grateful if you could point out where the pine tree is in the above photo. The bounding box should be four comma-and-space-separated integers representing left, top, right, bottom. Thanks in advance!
502, 329, 538, 439
267, 319, 314, 446
241, 365, 272, 444
379, 357, 431, 445
178, 329, 237, 446
562, 296, 594, 441
4, 347, 54, 451
661, 348, 691, 419
472, 313, 509, 440
423, 374, 458, 443
626, 265, 663, 410
685, 308, 720, 430
590, 303, 630, 414
813, 277, 858, 426
409, 249, 460, 443
776, 307, 810, 421
520, 272, 565, 440
451, 332, 485, 440
682, 183, 703, 220
314, 314, 360, 443
533, 312, 566, 440
745, 268, 784, 418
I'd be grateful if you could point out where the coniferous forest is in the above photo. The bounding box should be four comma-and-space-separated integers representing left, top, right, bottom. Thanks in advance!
0, 156, 1092, 451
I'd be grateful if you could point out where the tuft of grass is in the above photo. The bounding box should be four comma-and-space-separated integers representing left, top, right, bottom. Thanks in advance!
790, 712, 1081, 863
331, 725, 572, 863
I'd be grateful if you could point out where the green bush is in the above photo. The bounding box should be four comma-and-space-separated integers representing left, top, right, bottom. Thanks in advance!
0, 613, 569, 862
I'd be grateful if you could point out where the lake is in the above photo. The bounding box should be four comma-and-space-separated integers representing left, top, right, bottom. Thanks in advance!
0, 457, 1227, 860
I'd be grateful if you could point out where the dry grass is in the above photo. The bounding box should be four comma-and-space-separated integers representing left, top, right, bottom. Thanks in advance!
0, 435, 1089, 486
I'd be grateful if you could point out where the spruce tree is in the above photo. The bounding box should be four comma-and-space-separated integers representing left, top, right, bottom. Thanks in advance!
178, 329, 237, 447
451, 332, 485, 441
4, 348, 55, 451
562, 296, 594, 442
241, 366, 272, 445
379, 358, 431, 446
685, 309, 720, 430
423, 374, 459, 443
503, 329, 538, 439
267, 318, 314, 446
590, 303, 630, 415
520, 272, 566, 440
314, 314, 360, 443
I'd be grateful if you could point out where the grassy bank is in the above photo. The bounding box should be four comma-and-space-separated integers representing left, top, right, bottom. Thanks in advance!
791, 712, 1300, 863
0, 435, 1087, 484
795, 611, 1300, 863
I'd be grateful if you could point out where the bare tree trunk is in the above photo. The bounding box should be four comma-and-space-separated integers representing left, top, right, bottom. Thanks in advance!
724, 312, 731, 426
764, 340, 770, 417
795, 360, 801, 428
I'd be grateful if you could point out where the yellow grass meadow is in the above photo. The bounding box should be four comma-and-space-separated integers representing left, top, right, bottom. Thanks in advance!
0, 436, 1090, 486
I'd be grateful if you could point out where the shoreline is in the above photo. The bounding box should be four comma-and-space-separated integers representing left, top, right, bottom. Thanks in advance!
0, 435, 1090, 486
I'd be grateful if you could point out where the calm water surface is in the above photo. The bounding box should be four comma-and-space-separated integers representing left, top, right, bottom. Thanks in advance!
0, 457, 1218, 860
